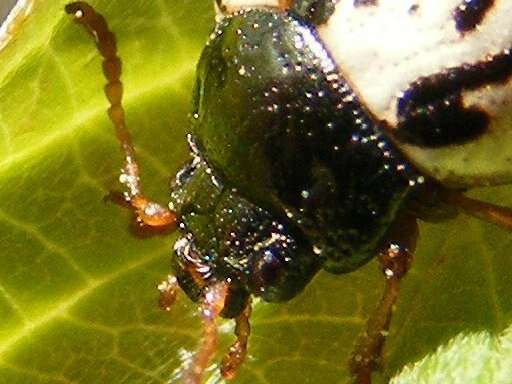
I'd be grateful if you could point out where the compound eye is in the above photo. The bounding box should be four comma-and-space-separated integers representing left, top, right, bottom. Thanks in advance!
249, 246, 286, 291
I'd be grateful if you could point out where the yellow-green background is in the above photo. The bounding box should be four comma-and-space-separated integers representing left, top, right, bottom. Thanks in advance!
1, 1, 512, 383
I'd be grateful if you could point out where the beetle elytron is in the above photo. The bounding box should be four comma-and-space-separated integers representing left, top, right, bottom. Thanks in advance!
66, 1, 512, 383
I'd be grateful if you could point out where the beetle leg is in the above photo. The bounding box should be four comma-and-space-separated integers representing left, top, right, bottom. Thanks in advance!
65, 2, 177, 229
349, 215, 417, 384
221, 299, 252, 380
440, 189, 512, 231
184, 281, 229, 384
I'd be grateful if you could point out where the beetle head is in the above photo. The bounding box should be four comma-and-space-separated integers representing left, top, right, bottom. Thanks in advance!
168, 135, 320, 317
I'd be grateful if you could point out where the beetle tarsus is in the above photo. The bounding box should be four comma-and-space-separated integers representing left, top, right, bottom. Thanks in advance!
66, 1, 177, 229
221, 300, 252, 380
184, 282, 228, 384
350, 216, 417, 384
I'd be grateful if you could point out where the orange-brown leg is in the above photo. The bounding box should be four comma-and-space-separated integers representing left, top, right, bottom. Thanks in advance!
278, 0, 294, 10
184, 282, 229, 384
221, 299, 252, 380
440, 189, 512, 231
350, 215, 417, 384
66, 2, 176, 229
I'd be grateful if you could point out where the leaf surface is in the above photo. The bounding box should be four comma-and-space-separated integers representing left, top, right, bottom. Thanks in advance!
1, 1, 511, 384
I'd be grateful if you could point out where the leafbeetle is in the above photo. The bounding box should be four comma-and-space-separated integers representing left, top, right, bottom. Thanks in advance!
66, 1, 512, 383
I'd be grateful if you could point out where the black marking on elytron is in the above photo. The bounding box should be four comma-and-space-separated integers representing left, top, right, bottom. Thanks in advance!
291, 0, 339, 25
409, 4, 420, 14
396, 49, 512, 147
453, 0, 495, 33
354, 0, 377, 6
216, 0, 227, 13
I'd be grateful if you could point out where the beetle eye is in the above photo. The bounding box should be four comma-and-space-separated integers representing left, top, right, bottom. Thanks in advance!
249, 245, 286, 292
259, 249, 284, 282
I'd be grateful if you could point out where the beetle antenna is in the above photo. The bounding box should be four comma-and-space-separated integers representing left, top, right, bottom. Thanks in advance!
440, 189, 512, 231
66, 2, 177, 228
221, 299, 252, 380
184, 282, 228, 384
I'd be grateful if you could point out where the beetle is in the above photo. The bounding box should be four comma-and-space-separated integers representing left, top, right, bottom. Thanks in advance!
66, 1, 512, 383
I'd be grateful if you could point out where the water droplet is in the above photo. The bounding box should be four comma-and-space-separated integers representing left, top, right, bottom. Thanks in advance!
313, 245, 323, 255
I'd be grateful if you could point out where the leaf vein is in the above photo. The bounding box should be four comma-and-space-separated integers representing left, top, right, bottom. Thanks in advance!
0, 207, 92, 282
0, 245, 168, 359
0, 63, 195, 176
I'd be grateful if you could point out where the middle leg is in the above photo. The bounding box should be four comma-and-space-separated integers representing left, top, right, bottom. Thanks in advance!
349, 214, 418, 384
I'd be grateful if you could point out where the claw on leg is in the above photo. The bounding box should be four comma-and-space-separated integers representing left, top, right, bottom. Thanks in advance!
66, 2, 177, 230
184, 282, 229, 384
221, 300, 252, 380
350, 216, 417, 384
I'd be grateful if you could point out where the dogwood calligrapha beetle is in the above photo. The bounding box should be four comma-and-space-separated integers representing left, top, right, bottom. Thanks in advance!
66, 1, 512, 383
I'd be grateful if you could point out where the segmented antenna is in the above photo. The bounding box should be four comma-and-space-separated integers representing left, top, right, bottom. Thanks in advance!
221, 300, 252, 380
184, 282, 228, 384
66, 2, 139, 193
66, 2, 176, 228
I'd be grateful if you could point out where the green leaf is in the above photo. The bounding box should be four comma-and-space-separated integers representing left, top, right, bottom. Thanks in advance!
0, 1, 511, 384
386, 185, 512, 384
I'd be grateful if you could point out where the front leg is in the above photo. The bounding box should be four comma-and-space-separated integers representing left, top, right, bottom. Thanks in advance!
350, 215, 418, 384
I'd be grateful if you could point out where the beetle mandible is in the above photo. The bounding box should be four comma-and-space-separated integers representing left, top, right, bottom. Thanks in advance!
66, 1, 512, 383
